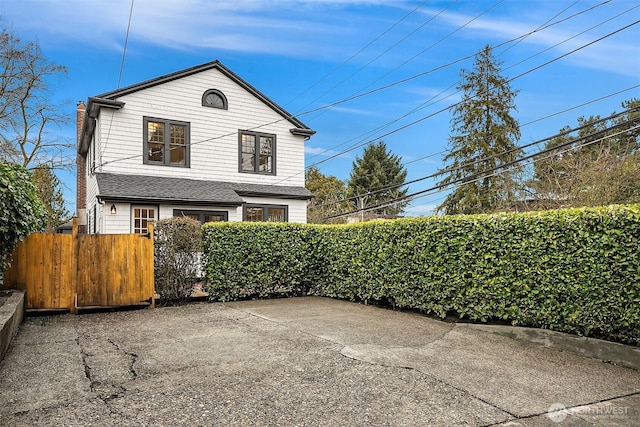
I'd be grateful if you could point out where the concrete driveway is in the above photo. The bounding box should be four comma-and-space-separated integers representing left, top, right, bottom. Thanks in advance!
0, 297, 638, 426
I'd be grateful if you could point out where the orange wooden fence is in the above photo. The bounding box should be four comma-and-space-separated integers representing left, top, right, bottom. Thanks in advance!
1, 221, 154, 313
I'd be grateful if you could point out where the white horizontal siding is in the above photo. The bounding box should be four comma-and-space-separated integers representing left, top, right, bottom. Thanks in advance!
95, 67, 306, 188
102, 202, 134, 234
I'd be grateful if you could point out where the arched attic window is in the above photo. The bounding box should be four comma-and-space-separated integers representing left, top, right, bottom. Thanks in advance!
202, 89, 228, 110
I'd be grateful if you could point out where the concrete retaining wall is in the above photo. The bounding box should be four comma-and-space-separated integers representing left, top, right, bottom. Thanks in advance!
0, 290, 25, 363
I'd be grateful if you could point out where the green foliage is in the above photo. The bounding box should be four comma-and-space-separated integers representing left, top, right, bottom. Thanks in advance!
31, 165, 69, 232
437, 45, 522, 215
203, 205, 640, 345
305, 166, 352, 223
0, 162, 46, 281
347, 141, 408, 217
202, 222, 311, 301
154, 217, 202, 305
530, 98, 640, 208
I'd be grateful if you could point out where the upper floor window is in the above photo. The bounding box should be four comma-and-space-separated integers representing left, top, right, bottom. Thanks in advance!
239, 131, 275, 174
202, 89, 228, 110
143, 117, 190, 167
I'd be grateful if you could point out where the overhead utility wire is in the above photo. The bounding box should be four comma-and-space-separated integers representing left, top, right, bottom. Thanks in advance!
302, 0, 618, 163
304, 0, 502, 124
405, 84, 639, 166
98, 8, 636, 170
408, 125, 635, 214
332, 1, 637, 178
404, 125, 639, 214
322, 119, 640, 220
284, 0, 430, 107
303, 18, 640, 172
300, 0, 460, 114
312, 84, 640, 206
399, 1, 629, 125
98, 0, 135, 169
313, 107, 640, 211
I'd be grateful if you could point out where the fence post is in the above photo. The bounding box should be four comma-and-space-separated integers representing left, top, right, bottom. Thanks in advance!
70, 217, 78, 315
148, 222, 155, 309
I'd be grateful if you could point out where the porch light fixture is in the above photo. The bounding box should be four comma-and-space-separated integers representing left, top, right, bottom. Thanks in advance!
110, 204, 117, 215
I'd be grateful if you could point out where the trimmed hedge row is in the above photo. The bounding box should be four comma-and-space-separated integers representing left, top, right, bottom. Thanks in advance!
202, 223, 311, 302
202, 205, 640, 345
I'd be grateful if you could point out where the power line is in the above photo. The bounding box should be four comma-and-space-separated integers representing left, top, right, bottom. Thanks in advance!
300, 0, 461, 117
97, 7, 638, 174
284, 0, 430, 108
98, 0, 135, 170
303, 0, 615, 140
313, 106, 640, 212
407, 125, 638, 213
117, 0, 135, 88
299, 3, 635, 177
304, 16, 640, 173
322, 119, 640, 220
398, 87, 640, 189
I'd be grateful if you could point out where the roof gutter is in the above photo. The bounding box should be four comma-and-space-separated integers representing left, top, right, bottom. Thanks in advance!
78, 97, 125, 155
290, 128, 316, 140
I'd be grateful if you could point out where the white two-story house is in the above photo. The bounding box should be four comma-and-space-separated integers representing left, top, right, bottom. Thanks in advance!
76, 60, 315, 234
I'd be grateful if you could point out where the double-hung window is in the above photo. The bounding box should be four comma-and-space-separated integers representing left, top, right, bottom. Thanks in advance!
239, 131, 275, 174
144, 117, 190, 167
244, 204, 288, 222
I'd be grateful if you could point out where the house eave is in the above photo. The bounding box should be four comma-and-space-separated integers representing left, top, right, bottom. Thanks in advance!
235, 190, 313, 200
290, 128, 316, 139
98, 195, 244, 207
78, 97, 125, 155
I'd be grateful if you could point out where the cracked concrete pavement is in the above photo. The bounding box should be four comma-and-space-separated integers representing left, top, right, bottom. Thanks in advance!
0, 296, 638, 426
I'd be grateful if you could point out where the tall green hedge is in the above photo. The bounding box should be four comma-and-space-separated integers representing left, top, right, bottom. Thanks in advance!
202, 222, 311, 302
0, 162, 46, 282
202, 205, 640, 345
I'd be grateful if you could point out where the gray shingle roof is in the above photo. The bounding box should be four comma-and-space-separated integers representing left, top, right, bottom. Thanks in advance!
95, 173, 311, 206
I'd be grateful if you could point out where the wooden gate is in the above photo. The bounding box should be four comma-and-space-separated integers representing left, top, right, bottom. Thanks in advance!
1, 221, 154, 313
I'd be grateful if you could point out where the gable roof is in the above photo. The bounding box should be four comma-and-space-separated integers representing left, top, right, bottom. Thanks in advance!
95, 173, 312, 206
100, 60, 313, 131
79, 60, 315, 155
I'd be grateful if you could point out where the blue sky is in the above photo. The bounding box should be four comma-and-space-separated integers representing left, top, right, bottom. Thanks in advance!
1, 0, 639, 216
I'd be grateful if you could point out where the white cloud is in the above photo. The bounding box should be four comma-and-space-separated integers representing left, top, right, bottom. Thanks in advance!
304, 145, 351, 157
417, 4, 640, 77
2, 0, 407, 58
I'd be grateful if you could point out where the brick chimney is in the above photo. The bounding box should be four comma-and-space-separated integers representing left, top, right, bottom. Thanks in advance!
76, 101, 87, 233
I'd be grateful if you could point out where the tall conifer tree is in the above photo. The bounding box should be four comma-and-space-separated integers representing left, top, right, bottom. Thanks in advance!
436, 45, 522, 214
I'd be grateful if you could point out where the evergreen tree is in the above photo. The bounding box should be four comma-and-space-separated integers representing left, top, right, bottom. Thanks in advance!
436, 45, 522, 215
305, 166, 352, 223
32, 165, 69, 232
347, 141, 408, 217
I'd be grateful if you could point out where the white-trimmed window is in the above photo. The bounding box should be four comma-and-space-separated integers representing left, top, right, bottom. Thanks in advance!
132, 206, 156, 234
